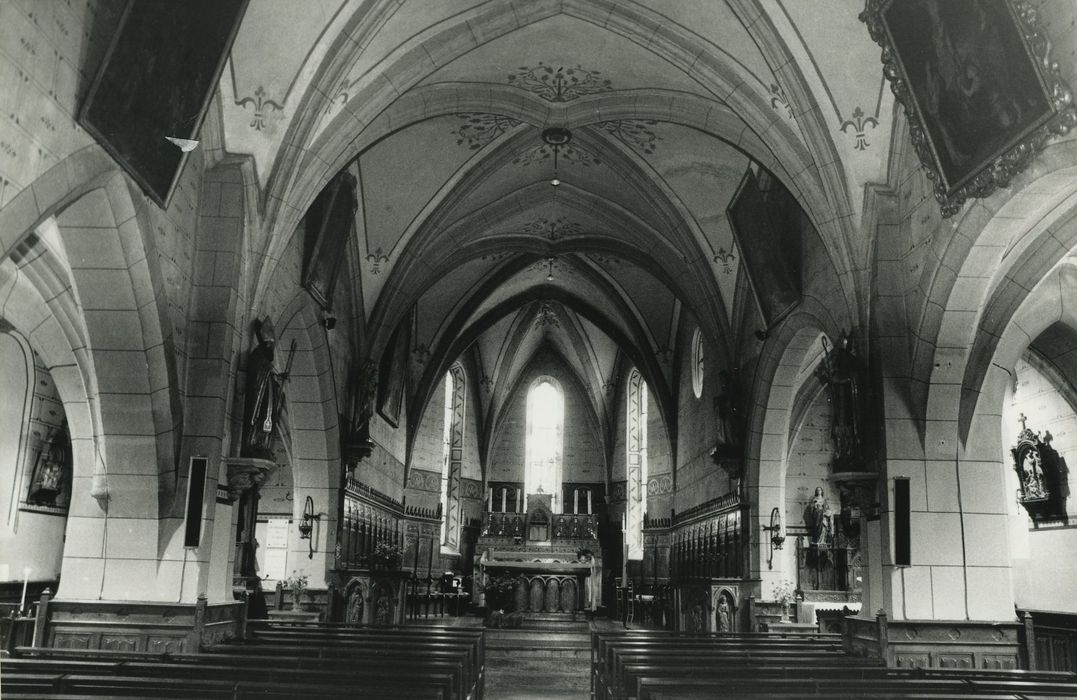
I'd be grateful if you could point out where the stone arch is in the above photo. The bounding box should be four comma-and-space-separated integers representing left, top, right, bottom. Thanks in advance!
254, 0, 859, 327
271, 293, 340, 582
960, 262, 1077, 466
744, 307, 837, 590
917, 137, 1077, 434
0, 149, 181, 510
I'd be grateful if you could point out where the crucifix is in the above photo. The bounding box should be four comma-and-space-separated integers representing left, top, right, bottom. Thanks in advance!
1018, 413, 1028, 431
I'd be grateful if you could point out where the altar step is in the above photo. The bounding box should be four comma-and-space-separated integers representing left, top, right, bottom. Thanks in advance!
516, 612, 589, 631
484, 626, 591, 698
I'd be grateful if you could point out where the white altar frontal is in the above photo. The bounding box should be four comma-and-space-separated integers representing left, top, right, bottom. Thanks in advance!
476, 493, 602, 614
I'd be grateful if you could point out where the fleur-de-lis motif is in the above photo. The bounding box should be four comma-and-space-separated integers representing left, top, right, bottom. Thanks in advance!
236, 86, 283, 131
769, 83, 794, 120
366, 248, 389, 274
412, 344, 431, 369
713, 247, 736, 274
840, 106, 880, 151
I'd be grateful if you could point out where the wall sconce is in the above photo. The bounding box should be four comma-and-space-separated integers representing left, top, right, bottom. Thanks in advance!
299, 495, 321, 559
761, 506, 785, 570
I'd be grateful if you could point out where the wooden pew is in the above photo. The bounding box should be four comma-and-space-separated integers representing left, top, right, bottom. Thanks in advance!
591, 631, 869, 699
9, 624, 480, 700
589, 629, 1077, 700
235, 622, 484, 699
246, 620, 485, 674
635, 672, 1077, 700
3, 655, 451, 699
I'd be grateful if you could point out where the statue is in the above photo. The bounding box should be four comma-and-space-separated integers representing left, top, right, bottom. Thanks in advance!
716, 595, 732, 632
818, 333, 860, 466
806, 487, 834, 547
242, 318, 289, 459
346, 585, 365, 624
1020, 446, 1048, 498
27, 422, 71, 508
710, 369, 745, 477
714, 370, 742, 449
1011, 414, 1051, 506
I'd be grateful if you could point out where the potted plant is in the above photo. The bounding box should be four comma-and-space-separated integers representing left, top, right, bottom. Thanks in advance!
286, 571, 309, 611
372, 542, 404, 571
772, 579, 796, 622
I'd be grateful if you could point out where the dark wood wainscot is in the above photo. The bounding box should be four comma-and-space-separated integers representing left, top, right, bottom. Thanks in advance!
845, 610, 1022, 669
33, 590, 244, 652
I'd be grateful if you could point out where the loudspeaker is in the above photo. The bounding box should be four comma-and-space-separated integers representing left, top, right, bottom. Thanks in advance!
184, 457, 209, 548
894, 477, 911, 566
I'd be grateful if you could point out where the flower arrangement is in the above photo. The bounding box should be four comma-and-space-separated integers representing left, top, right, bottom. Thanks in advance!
286, 570, 309, 593
286, 570, 308, 610
771, 579, 796, 605
372, 542, 404, 570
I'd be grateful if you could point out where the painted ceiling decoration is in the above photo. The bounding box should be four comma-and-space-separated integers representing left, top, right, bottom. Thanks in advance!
237, 85, 284, 132
598, 120, 662, 155
713, 247, 737, 275
533, 301, 560, 329
452, 113, 524, 150
512, 140, 599, 168
507, 63, 613, 102
519, 217, 582, 240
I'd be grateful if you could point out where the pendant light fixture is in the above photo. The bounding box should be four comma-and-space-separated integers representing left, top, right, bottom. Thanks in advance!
542, 126, 572, 186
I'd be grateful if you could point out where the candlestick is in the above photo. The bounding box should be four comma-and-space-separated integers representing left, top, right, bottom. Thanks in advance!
413, 533, 420, 571
20, 567, 30, 615
427, 537, 434, 577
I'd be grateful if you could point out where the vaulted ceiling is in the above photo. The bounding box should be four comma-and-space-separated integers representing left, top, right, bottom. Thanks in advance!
217, 0, 894, 462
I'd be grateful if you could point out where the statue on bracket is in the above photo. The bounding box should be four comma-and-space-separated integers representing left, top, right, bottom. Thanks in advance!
805, 486, 834, 548
710, 368, 745, 479
241, 317, 296, 460
817, 332, 862, 469
1011, 414, 1052, 514
341, 359, 378, 469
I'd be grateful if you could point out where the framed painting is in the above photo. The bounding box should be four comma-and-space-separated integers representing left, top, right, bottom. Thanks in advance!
303, 171, 357, 310
377, 319, 410, 427
79, 0, 249, 207
861, 0, 1076, 217
726, 167, 802, 329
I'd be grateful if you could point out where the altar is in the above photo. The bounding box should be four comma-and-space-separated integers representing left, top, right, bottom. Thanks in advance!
475, 493, 602, 613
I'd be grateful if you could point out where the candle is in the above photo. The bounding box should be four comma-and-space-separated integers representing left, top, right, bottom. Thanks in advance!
516, 489, 521, 513
501, 488, 507, 513
413, 533, 420, 571
488, 487, 493, 512
574, 489, 579, 515
20, 567, 31, 615
427, 537, 434, 576
587, 489, 592, 515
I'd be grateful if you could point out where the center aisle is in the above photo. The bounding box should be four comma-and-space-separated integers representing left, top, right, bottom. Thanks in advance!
482, 614, 603, 700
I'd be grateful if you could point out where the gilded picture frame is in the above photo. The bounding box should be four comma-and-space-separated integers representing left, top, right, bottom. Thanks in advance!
861, 0, 1077, 217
